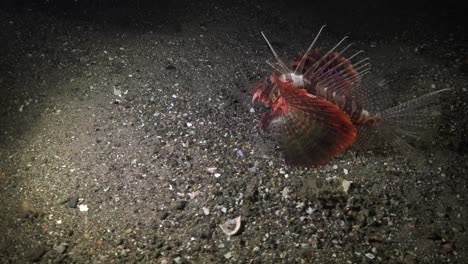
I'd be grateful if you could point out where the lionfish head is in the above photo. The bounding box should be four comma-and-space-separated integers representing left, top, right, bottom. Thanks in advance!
252, 76, 280, 105
253, 30, 311, 105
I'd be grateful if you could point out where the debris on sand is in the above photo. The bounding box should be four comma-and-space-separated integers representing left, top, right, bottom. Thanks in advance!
341, 179, 353, 193
219, 216, 242, 236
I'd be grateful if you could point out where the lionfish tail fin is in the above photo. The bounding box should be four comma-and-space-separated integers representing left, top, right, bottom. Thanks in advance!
377, 88, 451, 152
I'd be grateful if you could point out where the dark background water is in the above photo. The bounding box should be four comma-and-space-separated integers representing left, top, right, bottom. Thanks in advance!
0, 0, 465, 38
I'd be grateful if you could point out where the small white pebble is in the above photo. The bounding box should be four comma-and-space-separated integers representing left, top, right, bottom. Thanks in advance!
113, 87, 122, 97
186, 122, 193, 127
202, 207, 210, 215
281, 187, 290, 199
341, 179, 352, 193
214, 173, 221, 178
249, 107, 255, 113
343, 168, 349, 175
78, 204, 89, 212
207, 167, 217, 173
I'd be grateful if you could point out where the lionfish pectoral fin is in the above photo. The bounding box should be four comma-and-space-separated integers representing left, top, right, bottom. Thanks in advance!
259, 107, 284, 131
267, 85, 356, 167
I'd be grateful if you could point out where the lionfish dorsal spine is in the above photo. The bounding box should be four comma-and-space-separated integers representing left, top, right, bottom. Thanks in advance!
261, 31, 290, 74
293, 25, 327, 75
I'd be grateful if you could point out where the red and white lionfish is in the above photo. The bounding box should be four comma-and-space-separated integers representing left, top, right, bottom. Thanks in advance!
252, 25, 449, 167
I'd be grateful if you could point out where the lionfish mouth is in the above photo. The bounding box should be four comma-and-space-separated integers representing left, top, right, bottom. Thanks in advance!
252, 92, 260, 104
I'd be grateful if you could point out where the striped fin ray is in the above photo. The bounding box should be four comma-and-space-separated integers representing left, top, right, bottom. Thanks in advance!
379, 89, 450, 149
292, 48, 369, 97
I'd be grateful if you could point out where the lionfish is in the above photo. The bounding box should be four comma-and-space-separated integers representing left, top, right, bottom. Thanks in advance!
252, 25, 449, 167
